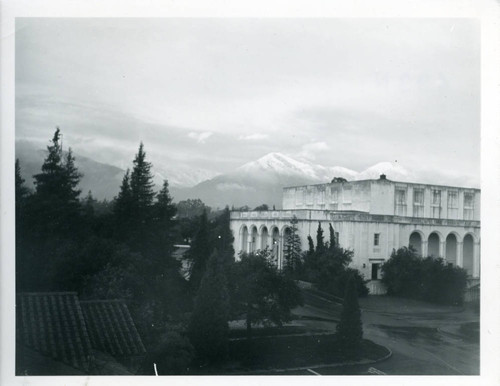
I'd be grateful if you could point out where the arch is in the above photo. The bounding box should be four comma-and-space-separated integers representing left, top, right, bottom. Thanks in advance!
250, 226, 258, 253
463, 234, 474, 275
409, 231, 423, 256
241, 226, 249, 253
427, 232, 440, 258
445, 233, 458, 265
260, 226, 269, 250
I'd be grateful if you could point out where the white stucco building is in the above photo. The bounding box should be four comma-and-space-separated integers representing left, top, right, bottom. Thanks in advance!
230, 175, 480, 292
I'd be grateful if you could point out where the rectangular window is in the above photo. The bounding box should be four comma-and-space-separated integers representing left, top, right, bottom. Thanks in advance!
343, 186, 352, 209
318, 190, 325, 205
413, 188, 424, 217
306, 188, 314, 205
374, 233, 380, 246
447, 191, 458, 219
464, 192, 474, 220
295, 188, 304, 205
395, 189, 407, 216
431, 189, 441, 218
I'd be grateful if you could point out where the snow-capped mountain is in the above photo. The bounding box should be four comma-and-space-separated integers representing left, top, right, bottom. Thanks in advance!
177, 153, 413, 208
237, 152, 358, 182
154, 166, 220, 188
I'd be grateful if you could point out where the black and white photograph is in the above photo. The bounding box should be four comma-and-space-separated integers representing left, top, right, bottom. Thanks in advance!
1, 1, 499, 384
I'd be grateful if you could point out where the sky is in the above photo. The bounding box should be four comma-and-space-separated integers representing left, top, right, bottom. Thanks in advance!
15, 18, 480, 185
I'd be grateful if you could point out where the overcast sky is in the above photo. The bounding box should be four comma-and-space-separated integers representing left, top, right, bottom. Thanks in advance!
15, 18, 480, 184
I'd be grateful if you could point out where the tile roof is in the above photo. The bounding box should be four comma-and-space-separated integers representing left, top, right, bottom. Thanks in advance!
17, 293, 147, 374
80, 299, 146, 358
16, 292, 94, 372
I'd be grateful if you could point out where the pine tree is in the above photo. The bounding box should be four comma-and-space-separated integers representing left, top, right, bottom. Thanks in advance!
113, 169, 133, 240
329, 223, 336, 250
336, 274, 363, 359
130, 142, 155, 217
187, 209, 211, 291
15, 159, 30, 220
316, 222, 325, 252
188, 250, 229, 363
32, 128, 82, 235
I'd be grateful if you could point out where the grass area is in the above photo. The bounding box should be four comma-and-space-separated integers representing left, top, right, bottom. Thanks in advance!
191, 333, 389, 374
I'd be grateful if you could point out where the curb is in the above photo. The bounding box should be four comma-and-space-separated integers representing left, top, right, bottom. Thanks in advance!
229, 343, 393, 375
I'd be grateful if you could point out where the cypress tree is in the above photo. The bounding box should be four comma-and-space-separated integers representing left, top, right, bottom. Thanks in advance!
188, 250, 229, 363
307, 235, 315, 255
336, 274, 363, 359
284, 215, 302, 275
316, 222, 325, 252
329, 223, 336, 250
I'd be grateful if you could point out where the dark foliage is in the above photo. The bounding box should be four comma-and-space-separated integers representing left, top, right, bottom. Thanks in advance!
138, 325, 194, 375
185, 209, 211, 291
315, 222, 325, 252
188, 250, 230, 363
283, 215, 302, 277
302, 223, 369, 298
230, 249, 303, 337
331, 177, 348, 183
336, 275, 363, 359
253, 204, 269, 211
381, 246, 468, 305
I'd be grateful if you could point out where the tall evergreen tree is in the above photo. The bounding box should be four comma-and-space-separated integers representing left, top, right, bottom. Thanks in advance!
336, 274, 363, 359
186, 209, 211, 291
329, 223, 336, 250
31, 128, 82, 236
316, 222, 325, 252
113, 169, 133, 240
188, 250, 230, 363
284, 215, 302, 275
307, 235, 315, 255
130, 142, 155, 217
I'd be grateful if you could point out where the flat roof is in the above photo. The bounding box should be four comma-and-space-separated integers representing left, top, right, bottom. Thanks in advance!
283, 178, 480, 192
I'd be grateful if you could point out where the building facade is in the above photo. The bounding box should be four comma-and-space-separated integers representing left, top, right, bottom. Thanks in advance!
230, 175, 480, 290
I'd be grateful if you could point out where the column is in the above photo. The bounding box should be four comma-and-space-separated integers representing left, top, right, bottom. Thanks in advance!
456, 242, 463, 267
422, 240, 428, 257
473, 242, 480, 278
439, 241, 445, 259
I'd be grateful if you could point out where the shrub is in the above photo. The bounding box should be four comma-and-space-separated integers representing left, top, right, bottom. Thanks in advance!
336, 275, 363, 359
139, 327, 194, 375
381, 247, 468, 305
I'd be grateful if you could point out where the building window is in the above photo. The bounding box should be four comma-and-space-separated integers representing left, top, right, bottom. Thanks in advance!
318, 190, 325, 205
395, 188, 407, 216
431, 189, 441, 218
464, 192, 474, 220
306, 188, 314, 205
329, 188, 338, 210
343, 186, 352, 209
295, 188, 304, 206
413, 188, 424, 217
447, 191, 458, 219
374, 233, 380, 246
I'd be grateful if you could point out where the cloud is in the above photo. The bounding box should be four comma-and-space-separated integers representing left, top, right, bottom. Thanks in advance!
188, 131, 213, 143
238, 133, 269, 141
298, 141, 330, 161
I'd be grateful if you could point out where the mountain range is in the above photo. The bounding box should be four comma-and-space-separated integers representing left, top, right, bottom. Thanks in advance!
16, 141, 475, 209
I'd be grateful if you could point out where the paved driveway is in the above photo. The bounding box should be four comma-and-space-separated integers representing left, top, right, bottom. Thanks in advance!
281, 292, 480, 375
